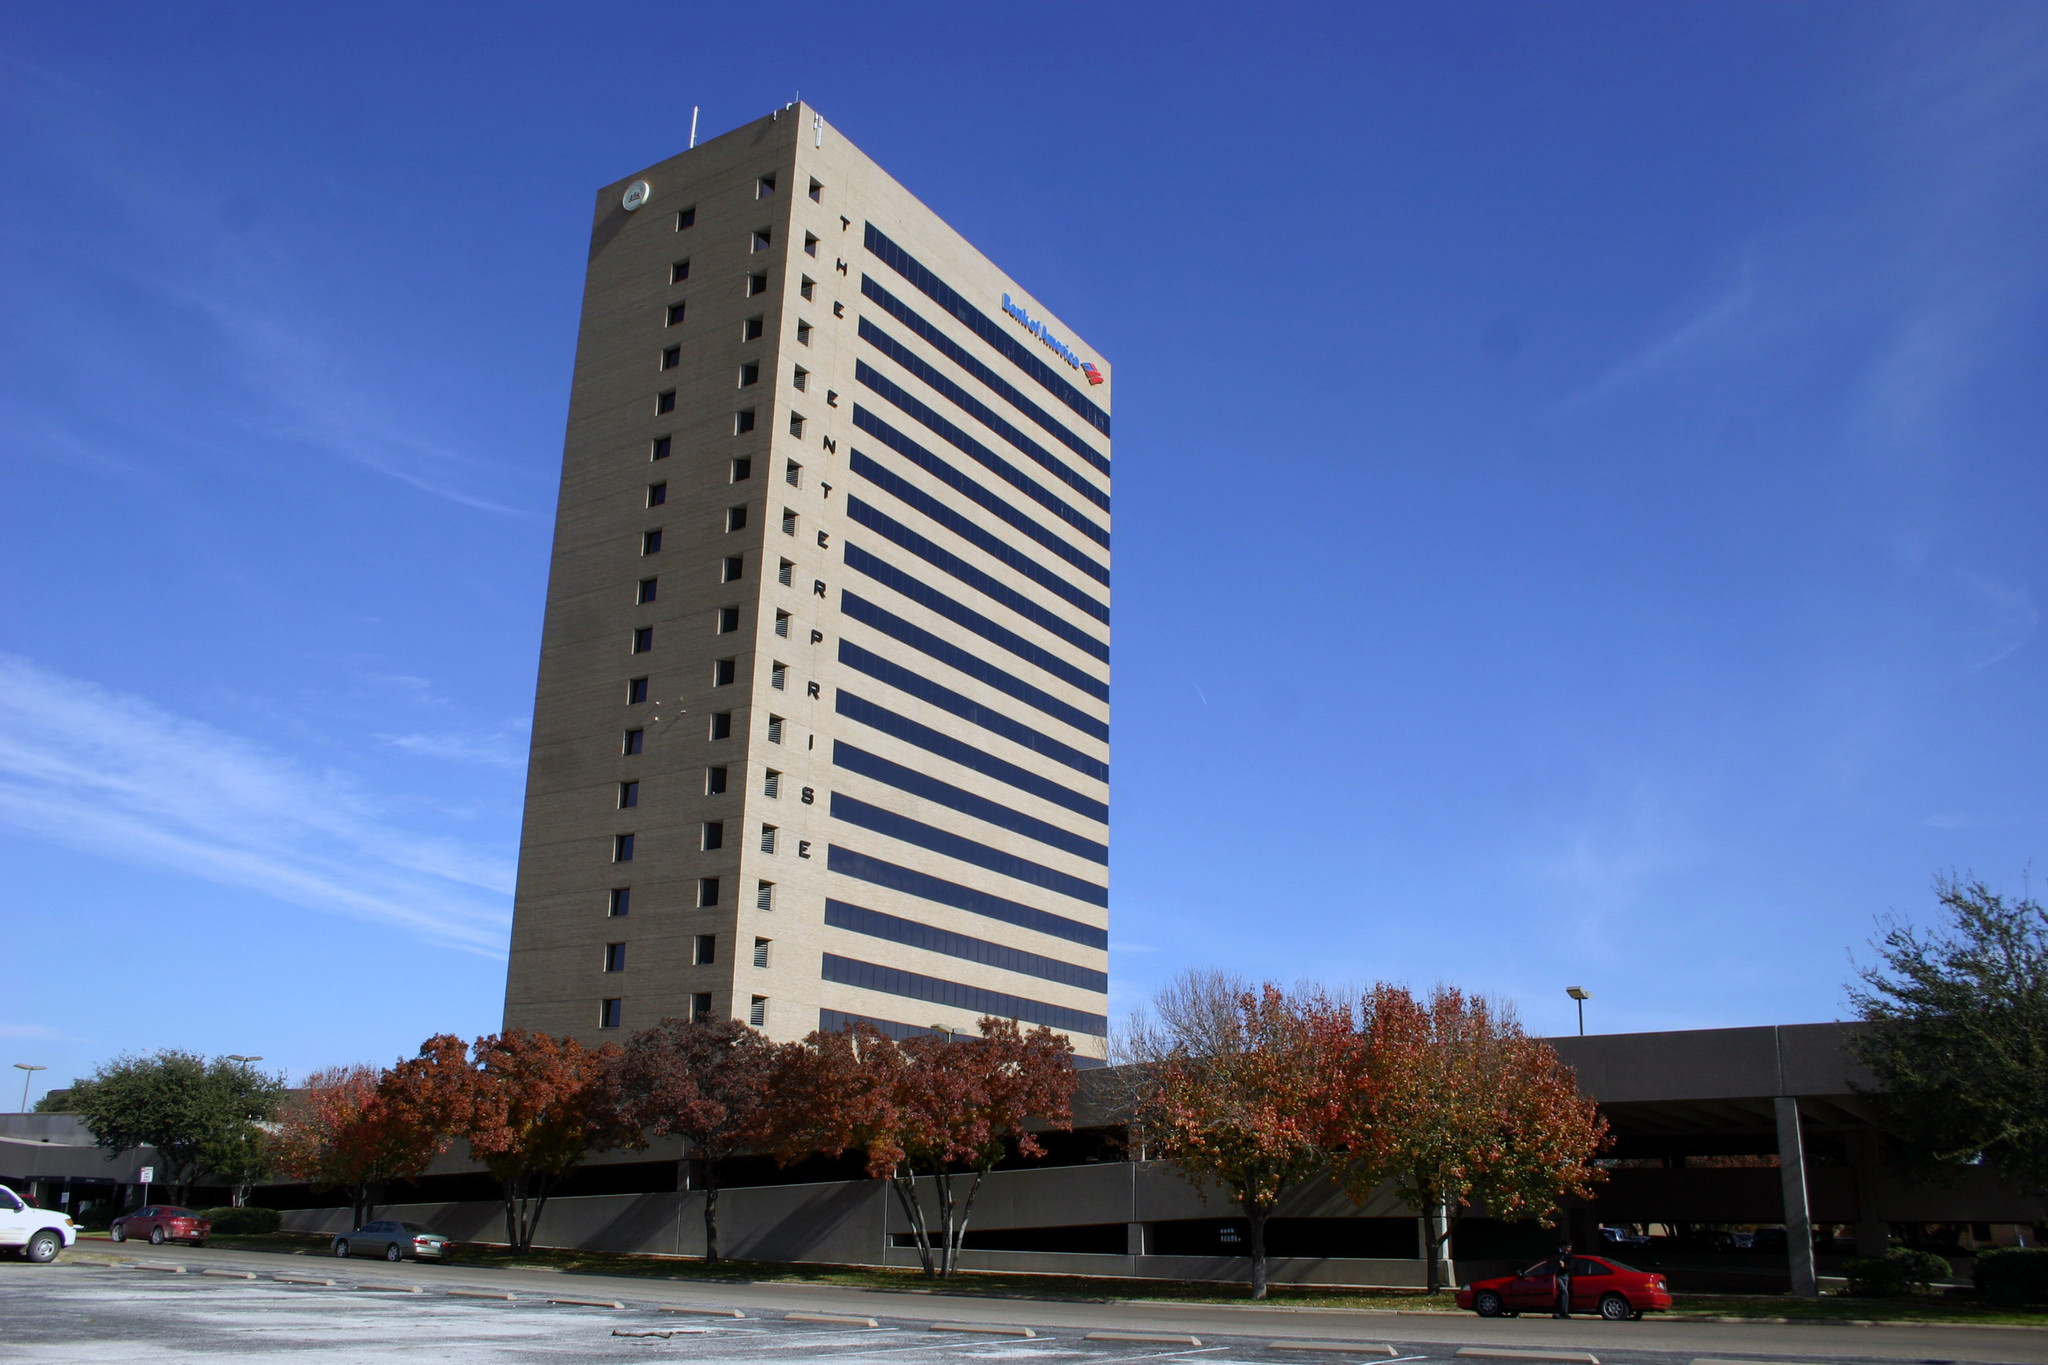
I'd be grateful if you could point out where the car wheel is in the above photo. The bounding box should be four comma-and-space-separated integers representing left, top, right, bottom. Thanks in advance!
1598, 1293, 1632, 1322
111, 1225, 126, 1243
26, 1230, 62, 1264
1474, 1289, 1506, 1317
148, 1226, 166, 1246
335, 1240, 350, 1258
385, 1242, 403, 1263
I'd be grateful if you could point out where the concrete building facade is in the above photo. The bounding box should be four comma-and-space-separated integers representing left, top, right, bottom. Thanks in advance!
503, 106, 1112, 1060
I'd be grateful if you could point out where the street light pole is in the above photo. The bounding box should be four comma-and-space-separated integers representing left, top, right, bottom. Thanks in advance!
1565, 987, 1591, 1036
14, 1063, 47, 1113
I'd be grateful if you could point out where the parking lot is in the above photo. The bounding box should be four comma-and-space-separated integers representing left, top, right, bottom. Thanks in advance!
5, 1253, 2044, 1365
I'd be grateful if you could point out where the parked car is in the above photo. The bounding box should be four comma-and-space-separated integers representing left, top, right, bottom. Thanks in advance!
110, 1206, 211, 1247
1599, 1225, 1652, 1249
333, 1220, 449, 1262
0, 1184, 77, 1263
1457, 1255, 1672, 1320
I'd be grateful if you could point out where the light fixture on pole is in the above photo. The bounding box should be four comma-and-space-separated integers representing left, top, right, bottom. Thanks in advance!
13, 1063, 47, 1113
1565, 986, 1591, 1036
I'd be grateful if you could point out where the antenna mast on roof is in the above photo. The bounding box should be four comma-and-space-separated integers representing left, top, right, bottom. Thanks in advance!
689, 106, 700, 149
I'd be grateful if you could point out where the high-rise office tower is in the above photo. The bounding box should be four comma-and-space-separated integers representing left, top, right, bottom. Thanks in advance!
503, 106, 1112, 1063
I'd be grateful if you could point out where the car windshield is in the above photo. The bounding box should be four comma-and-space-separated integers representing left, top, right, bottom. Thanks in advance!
161, 1207, 194, 1217
1597, 1258, 1641, 1273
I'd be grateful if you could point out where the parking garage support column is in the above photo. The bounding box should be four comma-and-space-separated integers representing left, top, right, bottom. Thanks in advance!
1774, 1096, 1819, 1297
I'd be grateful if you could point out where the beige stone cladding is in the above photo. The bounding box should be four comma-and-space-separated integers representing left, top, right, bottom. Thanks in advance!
504, 105, 1111, 1063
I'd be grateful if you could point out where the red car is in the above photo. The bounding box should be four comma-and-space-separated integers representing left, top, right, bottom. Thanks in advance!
1457, 1255, 1671, 1320
110, 1206, 211, 1247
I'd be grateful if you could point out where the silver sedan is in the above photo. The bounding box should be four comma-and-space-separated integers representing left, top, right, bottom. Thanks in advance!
333, 1220, 449, 1262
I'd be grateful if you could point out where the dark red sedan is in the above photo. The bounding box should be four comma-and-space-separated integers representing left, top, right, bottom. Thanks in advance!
110, 1206, 211, 1247
1456, 1255, 1671, 1320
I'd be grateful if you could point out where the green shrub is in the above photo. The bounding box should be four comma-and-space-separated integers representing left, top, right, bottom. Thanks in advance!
1974, 1247, 2048, 1307
199, 1206, 282, 1235
1845, 1247, 1952, 1297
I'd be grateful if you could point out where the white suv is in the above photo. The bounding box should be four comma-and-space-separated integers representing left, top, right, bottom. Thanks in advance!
0, 1184, 77, 1263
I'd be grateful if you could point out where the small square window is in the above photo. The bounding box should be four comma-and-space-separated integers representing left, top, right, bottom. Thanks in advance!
600, 998, 622, 1029
698, 876, 720, 907
694, 934, 717, 966
748, 995, 766, 1028
661, 346, 680, 370
759, 824, 777, 854
603, 942, 626, 972
799, 277, 814, 302
647, 482, 667, 507
734, 409, 756, 434
702, 820, 724, 851
656, 390, 676, 414
712, 657, 736, 686
666, 301, 686, 326
774, 609, 790, 637
784, 460, 802, 487
722, 555, 744, 582
631, 626, 654, 654
609, 886, 630, 916
725, 505, 747, 532
746, 272, 769, 297
766, 714, 784, 744
770, 661, 786, 690
671, 259, 690, 283
637, 578, 657, 604
756, 879, 774, 910
739, 362, 760, 387
717, 606, 740, 633
705, 765, 728, 795
623, 728, 644, 756
788, 413, 805, 438
808, 178, 823, 202
730, 457, 752, 482
763, 769, 781, 798
804, 232, 819, 257
754, 936, 771, 967
614, 833, 635, 862
757, 174, 776, 198
651, 436, 672, 461
642, 529, 663, 554
690, 991, 712, 1022
742, 316, 764, 342
777, 559, 793, 586
792, 365, 808, 391
627, 677, 649, 704
709, 710, 732, 740
676, 207, 696, 230
752, 227, 772, 252
619, 780, 639, 809
796, 320, 812, 346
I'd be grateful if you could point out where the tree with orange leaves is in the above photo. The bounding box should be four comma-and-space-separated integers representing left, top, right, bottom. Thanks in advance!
271, 1063, 446, 1228
1123, 973, 1359, 1299
1338, 985, 1608, 1293
760, 1018, 1075, 1278
384, 1030, 634, 1252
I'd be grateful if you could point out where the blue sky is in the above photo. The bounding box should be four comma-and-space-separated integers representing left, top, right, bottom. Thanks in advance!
4, 3, 2045, 1097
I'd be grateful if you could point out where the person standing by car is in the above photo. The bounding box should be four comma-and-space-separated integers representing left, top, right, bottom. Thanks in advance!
1547, 1243, 1574, 1317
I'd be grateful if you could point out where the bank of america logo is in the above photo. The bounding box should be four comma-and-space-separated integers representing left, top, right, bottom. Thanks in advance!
1081, 362, 1104, 387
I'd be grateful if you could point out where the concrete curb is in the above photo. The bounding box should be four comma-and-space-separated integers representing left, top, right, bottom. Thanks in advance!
1456, 1349, 1598, 1364
660, 1305, 745, 1318
273, 1275, 336, 1286
930, 1322, 1034, 1336
784, 1311, 880, 1328
548, 1297, 626, 1309
200, 1269, 256, 1279
1270, 1343, 1399, 1356
448, 1289, 516, 1300
1085, 1331, 1203, 1346
356, 1283, 423, 1293
132, 1263, 186, 1274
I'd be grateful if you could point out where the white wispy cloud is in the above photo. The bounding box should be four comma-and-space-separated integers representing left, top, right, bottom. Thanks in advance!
377, 729, 530, 769
0, 655, 512, 955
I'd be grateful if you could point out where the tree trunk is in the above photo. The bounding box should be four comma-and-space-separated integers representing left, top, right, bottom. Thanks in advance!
890, 1170, 937, 1277
1420, 1194, 1445, 1295
1247, 1203, 1271, 1300
502, 1175, 523, 1251
934, 1168, 956, 1278
945, 1168, 989, 1279
703, 1161, 721, 1265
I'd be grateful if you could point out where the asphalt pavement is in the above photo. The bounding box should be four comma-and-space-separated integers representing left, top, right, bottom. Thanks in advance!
6, 1239, 2042, 1365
